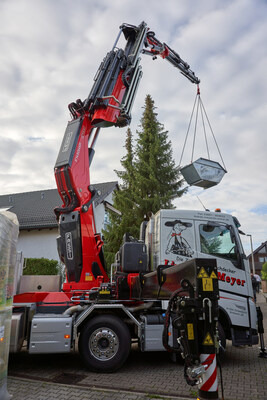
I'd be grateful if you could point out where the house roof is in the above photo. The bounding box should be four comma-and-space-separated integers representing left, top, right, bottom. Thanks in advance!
0, 181, 118, 230
248, 241, 267, 258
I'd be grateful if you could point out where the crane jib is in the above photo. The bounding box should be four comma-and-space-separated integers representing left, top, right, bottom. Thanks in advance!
54, 21, 200, 292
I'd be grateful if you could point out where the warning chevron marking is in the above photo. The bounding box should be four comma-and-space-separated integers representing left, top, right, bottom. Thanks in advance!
197, 267, 209, 278
210, 271, 218, 279
203, 332, 214, 345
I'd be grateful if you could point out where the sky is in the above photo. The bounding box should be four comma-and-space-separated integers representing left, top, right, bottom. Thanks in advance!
1, 0, 267, 254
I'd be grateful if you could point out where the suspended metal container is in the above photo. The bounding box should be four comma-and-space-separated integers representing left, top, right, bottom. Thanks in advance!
180, 157, 227, 189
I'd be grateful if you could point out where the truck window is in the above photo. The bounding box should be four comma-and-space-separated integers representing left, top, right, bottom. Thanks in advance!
199, 224, 239, 263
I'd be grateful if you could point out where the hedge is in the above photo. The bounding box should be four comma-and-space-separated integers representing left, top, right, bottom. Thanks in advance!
23, 257, 60, 275
262, 262, 267, 281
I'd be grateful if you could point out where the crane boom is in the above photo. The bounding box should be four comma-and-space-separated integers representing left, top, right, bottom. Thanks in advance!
69, 21, 200, 126
54, 21, 200, 293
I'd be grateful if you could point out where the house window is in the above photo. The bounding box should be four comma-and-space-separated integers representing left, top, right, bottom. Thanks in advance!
103, 211, 110, 230
259, 257, 267, 263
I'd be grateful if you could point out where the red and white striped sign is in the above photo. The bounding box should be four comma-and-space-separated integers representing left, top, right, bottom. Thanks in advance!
198, 353, 218, 394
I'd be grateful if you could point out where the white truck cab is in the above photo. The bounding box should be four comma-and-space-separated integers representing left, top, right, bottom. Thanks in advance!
145, 209, 258, 348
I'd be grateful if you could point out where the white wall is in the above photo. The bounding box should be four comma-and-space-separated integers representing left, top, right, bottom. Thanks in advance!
94, 192, 113, 233
18, 228, 59, 261
17, 199, 112, 262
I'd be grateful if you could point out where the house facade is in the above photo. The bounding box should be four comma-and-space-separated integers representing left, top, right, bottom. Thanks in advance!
0, 182, 118, 263
248, 241, 267, 276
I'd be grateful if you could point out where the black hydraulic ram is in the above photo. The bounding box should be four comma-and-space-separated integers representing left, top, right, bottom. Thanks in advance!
161, 258, 221, 400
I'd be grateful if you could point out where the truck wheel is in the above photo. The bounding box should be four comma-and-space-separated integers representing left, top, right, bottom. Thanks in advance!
78, 314, 131, 372
218, 322, 226, 359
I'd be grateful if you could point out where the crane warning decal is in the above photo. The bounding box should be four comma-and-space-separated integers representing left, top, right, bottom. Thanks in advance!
197, 267, 218, 291
210, 271, 218, 279
197, 267, 209, 278
202, 278, 213, 292
203, 332, 214, 346
187, 323, 194, 340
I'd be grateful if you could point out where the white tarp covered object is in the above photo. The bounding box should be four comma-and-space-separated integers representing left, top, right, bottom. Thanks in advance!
0, 211, 19, 400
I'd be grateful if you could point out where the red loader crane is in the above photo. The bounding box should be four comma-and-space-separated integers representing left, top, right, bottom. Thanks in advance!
54, 21, 200, 296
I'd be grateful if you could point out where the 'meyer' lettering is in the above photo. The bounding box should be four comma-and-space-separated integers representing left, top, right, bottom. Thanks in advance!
218, 272, 245, 287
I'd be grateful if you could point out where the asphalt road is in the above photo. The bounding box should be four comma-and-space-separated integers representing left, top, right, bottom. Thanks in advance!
7, 292, 267, 400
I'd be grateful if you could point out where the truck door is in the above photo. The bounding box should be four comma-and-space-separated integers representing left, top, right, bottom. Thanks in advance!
194, 220, 252, 330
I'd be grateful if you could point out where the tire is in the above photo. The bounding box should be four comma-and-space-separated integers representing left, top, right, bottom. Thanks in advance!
218, 322, 226, 359
78, 314, 131, 372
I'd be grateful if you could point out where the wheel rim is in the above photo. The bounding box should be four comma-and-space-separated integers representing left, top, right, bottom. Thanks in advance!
89, 327, 119, 361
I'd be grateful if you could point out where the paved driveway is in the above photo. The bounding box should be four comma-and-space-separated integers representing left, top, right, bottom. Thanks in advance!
7, 292, 267, 400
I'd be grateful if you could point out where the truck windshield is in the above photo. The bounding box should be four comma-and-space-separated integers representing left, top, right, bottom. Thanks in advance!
199, 224, 238, 262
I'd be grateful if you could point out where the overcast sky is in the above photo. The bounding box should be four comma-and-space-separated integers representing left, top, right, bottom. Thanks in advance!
1, 0, 266, 253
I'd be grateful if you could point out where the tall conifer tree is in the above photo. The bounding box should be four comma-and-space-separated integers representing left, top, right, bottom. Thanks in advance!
133, 94, 184, 220
103, 95, 185, 271
103, 128, 138, 268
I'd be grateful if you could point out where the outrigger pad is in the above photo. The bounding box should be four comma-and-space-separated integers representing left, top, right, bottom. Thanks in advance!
180, 158, 227, 189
